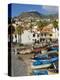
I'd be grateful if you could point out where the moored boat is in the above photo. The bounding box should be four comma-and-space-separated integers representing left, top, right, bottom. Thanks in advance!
31, 53, 58, 69
31, 70, 48, 75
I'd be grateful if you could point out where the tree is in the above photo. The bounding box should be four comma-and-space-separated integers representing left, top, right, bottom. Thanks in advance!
37, 20, 49, 31
37, 21, 45, 30
8, 24, 15, 42
29, 23, 33, 32
53, 20, 58, 29
8, 24, 15, 34
16, 25, 23, 44
52, 20, 58, 39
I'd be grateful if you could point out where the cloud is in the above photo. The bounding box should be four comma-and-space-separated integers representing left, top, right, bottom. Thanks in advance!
42, 6, 58, 14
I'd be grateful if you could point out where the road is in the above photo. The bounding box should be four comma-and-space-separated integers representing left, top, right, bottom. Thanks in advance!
11, 47, 28, 76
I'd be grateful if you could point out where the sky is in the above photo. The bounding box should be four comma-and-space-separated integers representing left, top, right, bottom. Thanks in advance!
8, 3, 58, 17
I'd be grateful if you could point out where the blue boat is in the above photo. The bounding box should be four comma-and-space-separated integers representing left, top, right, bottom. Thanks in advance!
33, 60, 50, 66
32, 53, 58, 61
33, 57, 58, 65
31, 53, 58, 69
51, 47, 58, 51
48, 47, 58, 51
32, 70, 48, 75
31, 58, 51, 69
50, 57, 58, 63
32, 54, 48, 60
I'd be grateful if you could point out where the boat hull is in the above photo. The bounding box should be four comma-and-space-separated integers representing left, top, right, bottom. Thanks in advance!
31, 63, 51, 69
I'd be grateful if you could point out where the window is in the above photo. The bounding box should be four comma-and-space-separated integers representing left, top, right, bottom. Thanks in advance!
35, 39, 36, 43
40, 39, 42, 42
50, 34, 52, 36
43, 39, 45, 41
50, 38, 52, 41
41, 33, 43, 36
33, 33, 35, 37
37, 34, 39, 37
45, 33, 46, 36
15, 35, 17, 38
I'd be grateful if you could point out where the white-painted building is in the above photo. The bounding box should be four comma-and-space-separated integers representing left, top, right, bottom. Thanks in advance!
21, 30, 40, 44
11, 29, 40, 44
52, 28, 59, 39
8, 23, 59, 44
21, 30, 33, 44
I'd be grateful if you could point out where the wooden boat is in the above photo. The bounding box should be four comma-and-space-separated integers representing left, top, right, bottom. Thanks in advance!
47, 47, 58, 51
31, 62, 51, 69
32, 47, 47, 53
31, 53, 58, 69
31, 70, 48, 75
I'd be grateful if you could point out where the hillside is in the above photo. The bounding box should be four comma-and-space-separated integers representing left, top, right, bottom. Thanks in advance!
12, 11, 58, 22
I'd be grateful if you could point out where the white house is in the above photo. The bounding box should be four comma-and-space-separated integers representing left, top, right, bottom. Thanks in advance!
10, 29, 40, 44
21, 30, 33, 44
52, 28, 59, 39
21, 30, 40, 45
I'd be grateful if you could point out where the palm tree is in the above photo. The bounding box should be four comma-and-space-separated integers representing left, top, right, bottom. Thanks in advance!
53, 20, 58, 29
16, 25, 23, 44
52, 20, 58, 39
36, 21, 47, 30
8, 24, 15, 42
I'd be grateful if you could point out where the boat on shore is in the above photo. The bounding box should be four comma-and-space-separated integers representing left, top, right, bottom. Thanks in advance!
31, 70, 48, 75
31, 62, 51, 69
31, 53, 58, 69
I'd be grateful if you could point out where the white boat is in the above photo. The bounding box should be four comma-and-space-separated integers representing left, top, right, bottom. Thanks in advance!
31, 63, 51, 69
